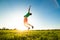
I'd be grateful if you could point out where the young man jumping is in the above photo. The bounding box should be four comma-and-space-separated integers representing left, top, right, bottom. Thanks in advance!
24, 6, 34, 30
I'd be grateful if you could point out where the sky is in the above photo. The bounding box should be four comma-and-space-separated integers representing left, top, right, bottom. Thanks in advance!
0, 0, 60, 30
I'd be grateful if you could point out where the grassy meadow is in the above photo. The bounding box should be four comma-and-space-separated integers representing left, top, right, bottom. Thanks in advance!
0, 29, 60, 40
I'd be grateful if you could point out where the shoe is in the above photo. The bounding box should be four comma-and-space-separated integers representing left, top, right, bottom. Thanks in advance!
32, 26, 34, 29
28, 27, 30, 30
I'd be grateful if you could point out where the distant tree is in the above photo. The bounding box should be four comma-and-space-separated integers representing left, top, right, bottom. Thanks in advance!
2, 27, 6, 30
6, 28, 9, 30
0, 28, 1, 30
14, 28, 17, 30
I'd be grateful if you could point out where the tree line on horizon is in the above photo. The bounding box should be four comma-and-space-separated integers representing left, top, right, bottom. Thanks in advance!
0, 27, 16, 30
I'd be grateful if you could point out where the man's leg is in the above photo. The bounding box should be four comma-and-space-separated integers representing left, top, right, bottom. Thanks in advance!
24, 17, 34, 30
24, 17, 30, 30
24, 23, 30, 30
27, 23, 34, 29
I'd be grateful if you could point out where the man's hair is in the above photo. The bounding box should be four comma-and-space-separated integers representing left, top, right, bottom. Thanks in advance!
30, 13, 32, 15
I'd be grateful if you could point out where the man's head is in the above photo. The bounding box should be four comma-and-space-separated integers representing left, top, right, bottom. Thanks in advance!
29, 13, 32, 15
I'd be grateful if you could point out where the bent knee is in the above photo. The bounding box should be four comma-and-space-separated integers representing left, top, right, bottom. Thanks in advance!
24, 23, 27, 25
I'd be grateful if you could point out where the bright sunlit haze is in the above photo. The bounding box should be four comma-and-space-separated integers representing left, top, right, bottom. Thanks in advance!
0, 0, 60, 30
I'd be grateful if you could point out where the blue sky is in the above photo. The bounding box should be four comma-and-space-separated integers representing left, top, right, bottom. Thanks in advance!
0, 0, 60, 30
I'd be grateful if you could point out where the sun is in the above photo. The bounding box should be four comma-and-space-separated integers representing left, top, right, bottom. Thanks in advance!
3, 12, 28, 30
14, 15, 28, 30
13, 15, 28, 30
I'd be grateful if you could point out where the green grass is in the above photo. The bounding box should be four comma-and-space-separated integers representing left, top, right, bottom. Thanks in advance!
0, 29, 60, 40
